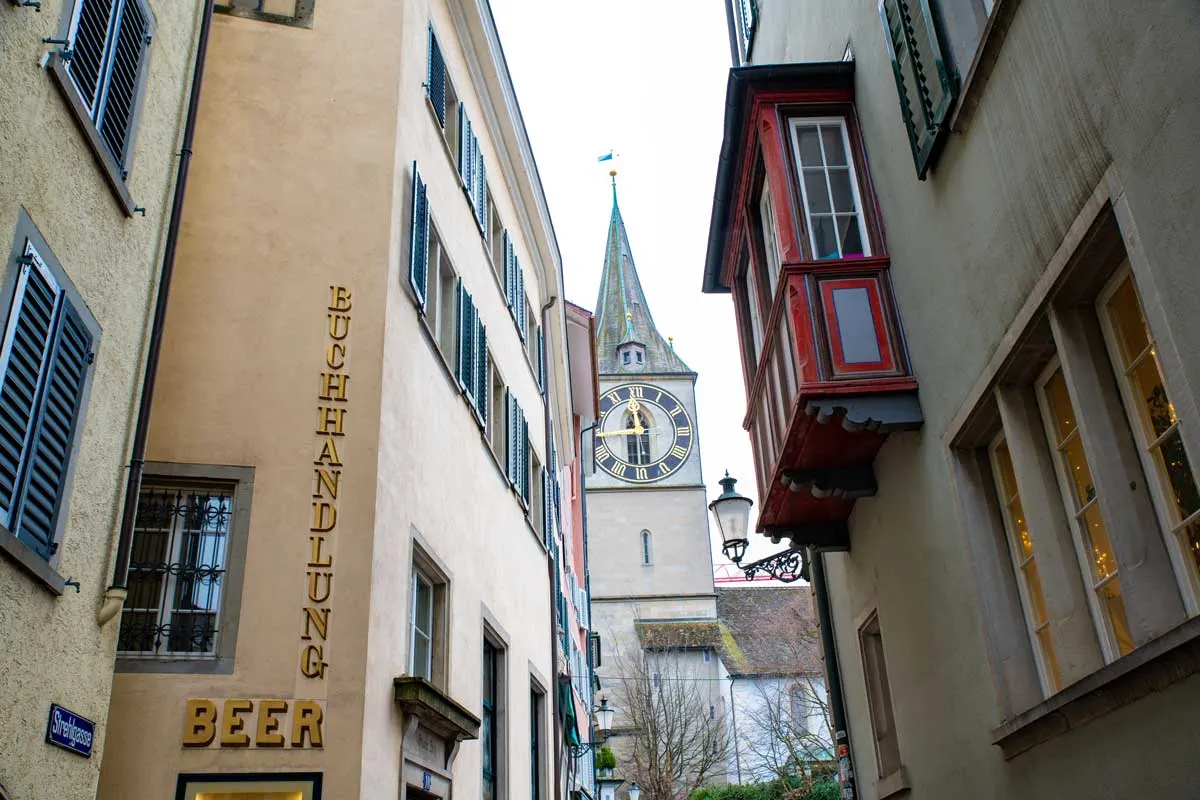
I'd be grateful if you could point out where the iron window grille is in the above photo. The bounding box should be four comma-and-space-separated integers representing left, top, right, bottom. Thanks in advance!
117, 483, 233, 657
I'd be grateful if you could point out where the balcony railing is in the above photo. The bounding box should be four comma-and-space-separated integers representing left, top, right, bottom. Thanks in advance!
744, 257, 922, 533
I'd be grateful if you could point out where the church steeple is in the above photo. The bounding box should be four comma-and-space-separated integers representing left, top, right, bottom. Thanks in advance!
594, 176, 691, 376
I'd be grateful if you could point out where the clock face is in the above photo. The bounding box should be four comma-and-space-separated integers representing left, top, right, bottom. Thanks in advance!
595, 383, 694, 484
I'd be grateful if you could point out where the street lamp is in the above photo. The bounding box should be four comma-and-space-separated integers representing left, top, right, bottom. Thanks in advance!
595, 695, 614, 734
709, 471, 752, 564
710, 471, 809, 583
628, 783, 641, 800
568, 696, 616, 757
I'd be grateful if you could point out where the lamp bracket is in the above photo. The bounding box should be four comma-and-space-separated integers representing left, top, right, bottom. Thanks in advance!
739, 546, 809, 583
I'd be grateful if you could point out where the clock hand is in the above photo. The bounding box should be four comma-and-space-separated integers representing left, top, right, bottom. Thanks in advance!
597, 428, 638, 438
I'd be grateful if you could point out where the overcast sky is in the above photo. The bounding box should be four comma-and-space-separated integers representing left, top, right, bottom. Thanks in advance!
491, 0, 793, 577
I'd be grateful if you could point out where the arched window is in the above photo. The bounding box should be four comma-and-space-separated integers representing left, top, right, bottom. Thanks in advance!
640, 530, 653, 565
625, 410, 651, 465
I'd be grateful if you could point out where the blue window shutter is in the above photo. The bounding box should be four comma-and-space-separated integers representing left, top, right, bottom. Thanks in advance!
507, 393, 518, 486
475, 157, 488, 231
455, 280, 468, 389
503, 233, 515, 311
95, 0, 151, 174
536, 327, 545, 394
66, 0, 118, 115
475, 318, 488, 426
737, 0, 758, 59
426, 27, 447, 127
408, 162, 429, 312
516, 263, 526, 342
13, 298, 93, 558
0, 252, 61, 529
880, 0, 958, 179
543, 469, 552, 544
464, 295, 478, 403
521, 416, 530, 505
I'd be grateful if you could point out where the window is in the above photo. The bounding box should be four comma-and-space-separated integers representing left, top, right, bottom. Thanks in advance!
116, 466, 253, 672
617, 342, 645, 372
626, 410, 651, 466
427, 27, 460, 157
525, 300, 538, 359
214, 0, 315, 26
411, 572, 434, 680
1037, 362, 1135, 659
789, 119, 870, 260
0, 213, 99, 578
790, 684, 809, 733
482, 637, 506, 800
640, 529, 653, 566
879, 0, 959, 179
503, 235, 528, 339
1099, 271, 1200, 600
758, 180, 783, 293
489, 196, 504, 282
989, 436, 1062, 693
733, 0, 758, 63
176, 773, 322, 799
531, 453, 545, 537
738, 256, 766, 366
490, 361, 505, 458
49, 0, 156, 208
703, 648, 712, 663
859, 611, 901, 779
506, 392, 530, 505
530, 686, 545, 800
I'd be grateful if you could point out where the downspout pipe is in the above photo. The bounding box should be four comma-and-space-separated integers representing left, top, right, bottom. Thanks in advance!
810, 549, 858, 799
100, 0, 216, 624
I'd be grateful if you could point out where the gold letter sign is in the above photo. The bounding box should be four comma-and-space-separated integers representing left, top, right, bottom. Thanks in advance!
300, 286, 352, 682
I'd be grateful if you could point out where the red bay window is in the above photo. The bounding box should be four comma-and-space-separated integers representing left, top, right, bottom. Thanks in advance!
703, 62, 922, 548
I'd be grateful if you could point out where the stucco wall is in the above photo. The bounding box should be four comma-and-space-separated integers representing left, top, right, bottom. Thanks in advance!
0, 0, 199, 795
747, 0, 1200, 798
96, 0, 401, 794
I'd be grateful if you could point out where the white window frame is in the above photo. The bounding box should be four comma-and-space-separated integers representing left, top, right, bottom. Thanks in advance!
1096, 264, 1200, 615
640, 529, 653, 566
787, 117, 872, 261
411, 570, 435, 680
759, 179, 782, 295
988, 433, 1057, 695
1034, 357, 1125, 663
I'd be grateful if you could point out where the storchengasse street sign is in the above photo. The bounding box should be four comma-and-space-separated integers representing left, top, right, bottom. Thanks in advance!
45, 703, 95, 757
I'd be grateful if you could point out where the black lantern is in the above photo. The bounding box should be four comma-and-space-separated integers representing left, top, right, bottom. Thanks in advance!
709, 471, 752, 563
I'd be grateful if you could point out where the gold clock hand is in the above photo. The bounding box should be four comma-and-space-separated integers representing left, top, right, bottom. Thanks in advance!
597, 428, 638, 438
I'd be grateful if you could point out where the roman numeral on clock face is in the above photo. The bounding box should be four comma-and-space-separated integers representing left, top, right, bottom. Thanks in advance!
611, 463, 627, 478
670, 445, 688, 460
635, 467, 649, 481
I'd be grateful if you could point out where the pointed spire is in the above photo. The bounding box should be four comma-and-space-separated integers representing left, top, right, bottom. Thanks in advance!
593, 178, 691, 375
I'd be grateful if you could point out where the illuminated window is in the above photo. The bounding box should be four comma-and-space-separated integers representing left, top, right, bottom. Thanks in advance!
177, 773, 321, 800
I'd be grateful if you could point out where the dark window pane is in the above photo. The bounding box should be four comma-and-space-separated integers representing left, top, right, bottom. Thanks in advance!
821, 125, 847, 166
803, 168, 831, 214
797, 126, 822, 166
829, 168, 857, 213
838, 216, 864, 258
813, 216, 839, 259
1159, 431, 1200, 518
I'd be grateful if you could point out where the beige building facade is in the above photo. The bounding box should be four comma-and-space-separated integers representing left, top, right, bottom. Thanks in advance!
0, 0, 204, 794
95, 0, 589, 798
706, 1, 1200, 799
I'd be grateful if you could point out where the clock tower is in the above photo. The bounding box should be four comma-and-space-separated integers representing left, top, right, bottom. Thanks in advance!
584, 181, 720, 752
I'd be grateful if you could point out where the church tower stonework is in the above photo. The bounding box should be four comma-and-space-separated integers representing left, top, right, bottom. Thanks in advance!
585, 183, 721, 754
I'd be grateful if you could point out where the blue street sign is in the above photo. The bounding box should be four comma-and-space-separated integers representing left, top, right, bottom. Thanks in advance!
422, 772, 432, 791
45, 704, 95, 758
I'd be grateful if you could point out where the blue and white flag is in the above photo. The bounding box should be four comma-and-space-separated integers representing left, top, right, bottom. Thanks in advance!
597, 151, 615, 163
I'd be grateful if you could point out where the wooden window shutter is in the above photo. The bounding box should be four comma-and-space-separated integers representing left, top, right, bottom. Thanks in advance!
504, 390, 514, 483
542, 469, 552, 543
475, 318, 488, 426
879, 0, 958, 179
536, 328, 545, 394
502, 231, 514, 311
66, 0, 118, 115
457, 103, 474, 189
521, 417, 531, 505
408, 162, 429, 312
426, 27, 447, 127
0, 249, 62, 534
455, 280, 469, 390
475, 160, 488, 231
516, 264, 526, 342
14, 298, 94, 558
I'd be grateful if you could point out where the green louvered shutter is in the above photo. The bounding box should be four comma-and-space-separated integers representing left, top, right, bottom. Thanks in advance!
426, 27, 447, 127
506, 393, 519, 486
476, 160, 488, 231
458, 105, 474, 192
14, 298, 93, 559
408, 163, 429, 312
537, 326, 547, 395
515, 262, 526, 342
879, 0, 958, 179
503, 232, 515, 312
0, 250, 61, 534
475, 319, 488, 427
542, 469, 552, 544
455, 281, 469, 391
520, 416, 530, 505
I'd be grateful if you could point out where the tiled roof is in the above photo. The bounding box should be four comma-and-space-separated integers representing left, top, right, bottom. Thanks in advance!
635, 620, 722, 650
715, 586, 823, 676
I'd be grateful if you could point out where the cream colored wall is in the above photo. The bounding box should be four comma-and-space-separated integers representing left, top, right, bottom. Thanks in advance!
96, 0, 403, 794
746, 0, 1200, 798
0, 0, 199, 795
359, 0, 555, 794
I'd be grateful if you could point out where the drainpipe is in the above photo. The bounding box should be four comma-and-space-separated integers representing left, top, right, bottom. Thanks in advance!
809, 549, 857, 799
728, 675, 741, 783
99, 0, 216, 625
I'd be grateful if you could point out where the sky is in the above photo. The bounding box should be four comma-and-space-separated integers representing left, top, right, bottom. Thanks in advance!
490, 0, 795, 578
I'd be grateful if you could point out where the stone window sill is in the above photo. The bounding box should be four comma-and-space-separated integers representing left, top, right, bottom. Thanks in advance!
876, 766, 910, 799
47, 55, 137, 216
0, 525, 66, 595
993, 614, 1200, 758
948, 0, 1023, 133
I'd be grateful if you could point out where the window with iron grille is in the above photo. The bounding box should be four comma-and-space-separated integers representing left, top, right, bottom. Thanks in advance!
118, 483, 235, 658
0, 212, 99, 588
47, 0, 156, 210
